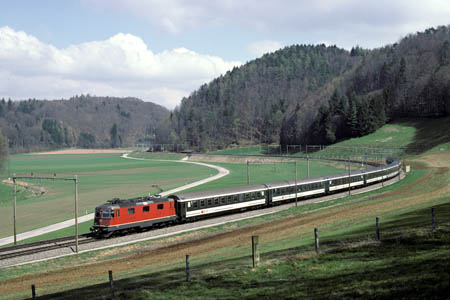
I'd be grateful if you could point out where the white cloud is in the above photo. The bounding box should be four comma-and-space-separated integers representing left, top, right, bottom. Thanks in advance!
246, 40, 283, 58
83, 0, 450, 49
0, 26, 241, 108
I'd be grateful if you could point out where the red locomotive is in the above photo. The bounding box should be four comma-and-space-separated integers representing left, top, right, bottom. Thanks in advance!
91, 196, 177, 237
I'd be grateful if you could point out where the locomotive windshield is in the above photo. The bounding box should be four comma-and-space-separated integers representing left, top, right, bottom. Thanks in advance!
102, 209, 112, 219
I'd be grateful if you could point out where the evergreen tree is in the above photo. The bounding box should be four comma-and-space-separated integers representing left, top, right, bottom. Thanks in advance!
346, 93, 359, 137
42, 119, 63, 145
440, 40, 450, 65
0, 130, 7, 172
356, 98, 371, 136
110, 124, 118, 148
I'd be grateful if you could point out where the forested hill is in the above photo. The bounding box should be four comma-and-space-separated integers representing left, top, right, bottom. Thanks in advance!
282, 25, 450, 145
168, 26, 450, 149
0, 96, 169, 153
168, 44, 359, 148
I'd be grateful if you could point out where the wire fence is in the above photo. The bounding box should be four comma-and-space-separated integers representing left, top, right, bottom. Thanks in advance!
140, 143, 406, 166
24, 206, 445, 300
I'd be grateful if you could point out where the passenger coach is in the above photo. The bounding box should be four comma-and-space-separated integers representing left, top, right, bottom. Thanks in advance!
169, 184, 268, 221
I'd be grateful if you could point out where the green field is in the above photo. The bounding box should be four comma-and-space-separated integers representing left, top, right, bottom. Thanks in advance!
182, 160, 346, 193
0, 153, 215, 238
1, 160, 448, 299
8, 152, 349, 244
208, 145, 267, 155
0, 117, 448, 299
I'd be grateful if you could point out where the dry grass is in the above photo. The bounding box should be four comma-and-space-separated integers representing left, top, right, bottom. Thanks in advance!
34, 149, 133, 155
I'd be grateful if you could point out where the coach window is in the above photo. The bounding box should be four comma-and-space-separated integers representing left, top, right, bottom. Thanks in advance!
128, 208, 135, 215
157, 204, 164, 210
200, 200, 205, 207
193, 201, 198, 208
214, 198, 219, 205
143, 206, 150, 212
207, 199, 212, 206
116, 210, 120, 217
251, 192, 256, 200
221, 197, 227, 204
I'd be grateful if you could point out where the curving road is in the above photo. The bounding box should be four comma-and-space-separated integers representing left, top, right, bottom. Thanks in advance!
0, 154, 229, 247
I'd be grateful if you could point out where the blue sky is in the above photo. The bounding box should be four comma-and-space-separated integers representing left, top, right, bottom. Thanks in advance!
1, 0, 449, 109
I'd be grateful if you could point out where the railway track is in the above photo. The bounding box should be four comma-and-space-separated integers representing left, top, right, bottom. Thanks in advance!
0, 170, 405, 267
0, 234, 94, 261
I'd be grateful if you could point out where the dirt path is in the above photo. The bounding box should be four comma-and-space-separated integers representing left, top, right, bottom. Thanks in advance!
1, 152, 448, 298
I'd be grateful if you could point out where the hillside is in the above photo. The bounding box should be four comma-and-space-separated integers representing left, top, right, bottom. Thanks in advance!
167, 44, 360, 149
283, 26, 450, 145
0, 95, 169, 153
167, 26, 450, 150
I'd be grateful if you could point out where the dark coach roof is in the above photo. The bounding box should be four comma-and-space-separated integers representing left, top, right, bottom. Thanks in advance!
169, 184, 268, 202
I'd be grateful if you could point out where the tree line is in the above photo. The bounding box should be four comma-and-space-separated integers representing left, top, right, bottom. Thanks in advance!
0, 95, 169, 154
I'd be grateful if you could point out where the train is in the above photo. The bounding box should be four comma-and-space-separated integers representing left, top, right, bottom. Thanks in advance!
91, 158, 401, 237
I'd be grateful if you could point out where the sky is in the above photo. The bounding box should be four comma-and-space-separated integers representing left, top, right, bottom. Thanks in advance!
1, 1, 449, 109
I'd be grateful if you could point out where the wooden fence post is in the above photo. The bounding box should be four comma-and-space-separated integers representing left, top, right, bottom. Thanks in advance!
314, 228, 319, 254
186, 254, 190, 282
252, 236, 260, 268
376, 217, 380, 241
108, 270, 115, 298
31, 284, 36, 300
431, 208, 435, 233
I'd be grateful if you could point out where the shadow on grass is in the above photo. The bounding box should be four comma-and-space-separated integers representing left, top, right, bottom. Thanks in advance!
36, 203, 450, 300
332, 202, 450, 241
400, 117, 450, 155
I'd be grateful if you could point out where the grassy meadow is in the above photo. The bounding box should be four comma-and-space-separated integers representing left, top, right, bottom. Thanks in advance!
0, 117, 448, 299
0, 152, 215, 238
7, 150, 348, 243
307, 116, 450, 159
0, 158, 448, 299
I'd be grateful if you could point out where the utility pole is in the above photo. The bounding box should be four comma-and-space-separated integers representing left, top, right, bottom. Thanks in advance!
12, 175, 79, 251
307, 155, 310, 178
295, 161, 298, 207
247, 161, 250, 185
348, 158, 351, 196
13, 173, 16, 245
7, 138, 10, 178
74, 175, 78, 253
